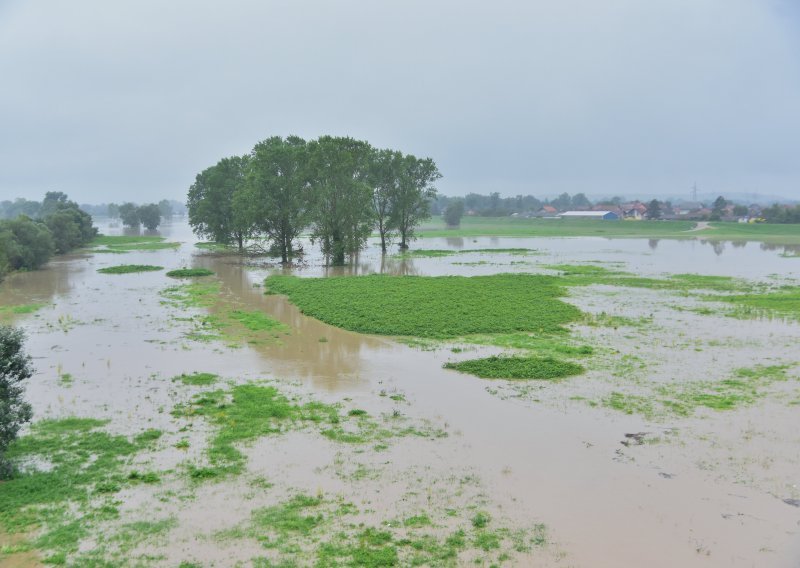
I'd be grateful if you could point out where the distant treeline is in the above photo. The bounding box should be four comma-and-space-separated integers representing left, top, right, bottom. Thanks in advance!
188, 135, 440, 264
1, 198, 186, 221
0, 192, 97, 281
761, 204, 800, 224
432, 192, 594, 217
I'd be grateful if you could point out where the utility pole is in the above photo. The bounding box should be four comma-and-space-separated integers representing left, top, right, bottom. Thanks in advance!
691, 182, 698, 203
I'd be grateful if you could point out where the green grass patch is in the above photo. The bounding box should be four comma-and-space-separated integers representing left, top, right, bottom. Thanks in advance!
397, 248, 538, 258
0, 418, 164, 564
161, 281, 220, 308
265, 274, 581, 339
709, 287, 800, 321
0, 303, 46, 317
464, 333, 594, 356
91, 234, 179, 252
444, 356, 584, 380
97, 264, 163, 274
228, 310, 290, 333
175, 372, 219, 386
167, 268, 215, 278
603, 364, 793, 419
195, 242, 234, 251
415, 216, 800, 244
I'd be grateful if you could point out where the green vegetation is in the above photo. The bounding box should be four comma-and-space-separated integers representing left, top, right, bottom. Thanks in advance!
228, 309, 290, 333
603, 365, 793, 419
0, 326, 33, 478
97, 264, 164, 274
397, 248, 538, 258
188, 135, 440, 264
710, 287, 800, 321
0, 192, 97, 282
117, 202, 163, 231
230, 491, 548, 566
265, 274, 580, 338
166, 268, 215, 278
415, 216, 800, 244
0, 302, 46, 318
0, 418, 166, 564
174, 383, 444, 479
175, 372, 219, 386
444, 356, 584, 380
90, 234, 179, 252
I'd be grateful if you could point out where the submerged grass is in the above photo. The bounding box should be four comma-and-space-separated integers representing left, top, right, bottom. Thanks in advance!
603, 364, 793, 419
166, 268, 215, 278
175, 383, 445, 480
265, 274, 581, 338
444, 356, 584, 380
0, 418, 165, 564
175, 372, 219, 386
0, 303, 47, 317
91, 235, 179, 252
227, 491, 547, 567
97, 264, 163, 274
397, 248, 539, 258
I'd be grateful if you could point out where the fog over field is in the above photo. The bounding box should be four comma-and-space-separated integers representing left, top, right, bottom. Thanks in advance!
1, 0, 799, 202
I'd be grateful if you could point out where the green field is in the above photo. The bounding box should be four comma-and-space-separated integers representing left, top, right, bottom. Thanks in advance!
415, 217, 800, 244
265, 274, 581, 339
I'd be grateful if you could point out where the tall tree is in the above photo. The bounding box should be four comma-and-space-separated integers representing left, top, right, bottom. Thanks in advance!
187, 156, 253, 252
307, 136, 374, 265
391, 155, 440, 249
0, 326, 34, 478
646, 199, 662, 220
444, 199, 465, 227
118, 202, 140, 228
711, 195, 727, 221
369, 148, 402, 254
157, 199, 173, 220
137, 204, 162, 231
45, 207, 96, 253
4, 217, 54, 270
242, 136, 311, 263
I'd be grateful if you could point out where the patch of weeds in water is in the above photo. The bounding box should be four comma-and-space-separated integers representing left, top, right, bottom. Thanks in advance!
0, 302, 47, 317
195, 241, 235, 251
97, 264, 163, 274
603, 365, 793, 419
174, 385, 340, 478
465, 332, 593, 357
167, 268, 215, 278
706, 287, 800, 322
236, 493, 546, 566
444, 356, 584, 380
90, 235, 180, 252
161, 281, 221, 308
0, 418, 166, 564
228, 309, 290, 334
265, 274, 581, 338
175, 372, 219, 386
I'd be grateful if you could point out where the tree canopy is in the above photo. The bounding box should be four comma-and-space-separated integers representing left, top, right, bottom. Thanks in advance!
186, 135, 441, 265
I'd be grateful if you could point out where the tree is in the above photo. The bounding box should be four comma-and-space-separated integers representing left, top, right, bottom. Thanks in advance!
119, 202, 140, 228
243, 136, 311, 262
45, 207, 96, 253
4, 216, 54, 270
732, 204, 748, 217
137, 204, 162, 231
444, 199, 465, 227
158, 199, 173, 220
646, 199, 662, 220
711, 196, 727, 221
107, 203, 120, 218
188, 156, 254, 252
571, 193, 591, 209
391, 154, 440, 249
39, 191, 71, 217
0, 326, 34, 478
551, 192, 571, 211
369, 148, 401, 254
307, 136, 374, 265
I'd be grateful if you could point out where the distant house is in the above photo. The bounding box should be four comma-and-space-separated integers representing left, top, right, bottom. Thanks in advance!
559, 211, 620, 220
533, 205, 559, 217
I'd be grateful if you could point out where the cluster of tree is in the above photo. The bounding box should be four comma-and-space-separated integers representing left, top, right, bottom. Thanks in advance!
80, 199, 184, 219
762, 204, 800, 223
0, 192, 96, 280
187, 135, 440, 264
431, 192, 596, 217
114, 202, 164, 231
0, 325, 34, 478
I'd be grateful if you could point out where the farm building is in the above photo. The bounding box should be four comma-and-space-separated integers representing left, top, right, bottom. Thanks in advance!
559, 211, 620, 220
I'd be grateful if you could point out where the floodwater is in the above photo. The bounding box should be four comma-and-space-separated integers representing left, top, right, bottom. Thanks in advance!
1, 219, 799, 567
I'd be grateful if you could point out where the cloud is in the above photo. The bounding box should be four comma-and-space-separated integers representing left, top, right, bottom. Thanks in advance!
1, 0, 798, 202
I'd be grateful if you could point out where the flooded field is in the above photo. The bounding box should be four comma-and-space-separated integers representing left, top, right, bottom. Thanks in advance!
1, 219, 799, 567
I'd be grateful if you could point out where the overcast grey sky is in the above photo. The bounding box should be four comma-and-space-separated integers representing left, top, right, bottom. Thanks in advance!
1, 0, 799, 203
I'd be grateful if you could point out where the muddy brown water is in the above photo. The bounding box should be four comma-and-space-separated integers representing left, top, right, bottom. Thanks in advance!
1, 219, 799, 567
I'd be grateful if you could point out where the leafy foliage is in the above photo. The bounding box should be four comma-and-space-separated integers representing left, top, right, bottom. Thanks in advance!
166, 268, 215, 278
444, 356, 584, 380
97, 264, 163, 274
265, 274, 581, 338
0, 326, 34, 478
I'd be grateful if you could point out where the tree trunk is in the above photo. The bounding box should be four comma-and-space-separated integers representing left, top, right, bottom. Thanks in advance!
237, 234, 243, 253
